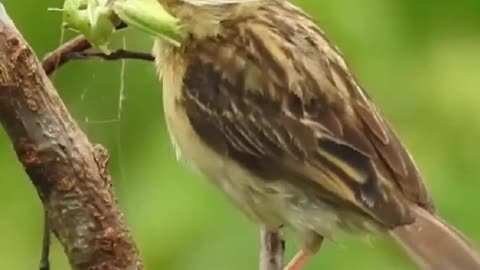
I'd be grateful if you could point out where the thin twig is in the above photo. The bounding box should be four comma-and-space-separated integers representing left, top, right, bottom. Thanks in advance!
68, 49, 155, 62
42, 35, 92, 75
42, 23, 131, 75
39, 209, 51, 270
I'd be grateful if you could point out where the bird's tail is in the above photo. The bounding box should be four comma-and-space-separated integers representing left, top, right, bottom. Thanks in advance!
389, 206, 480, 270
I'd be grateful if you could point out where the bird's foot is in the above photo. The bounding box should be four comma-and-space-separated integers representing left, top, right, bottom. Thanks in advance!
284, 235, 323, 270
284, 250, 311, 270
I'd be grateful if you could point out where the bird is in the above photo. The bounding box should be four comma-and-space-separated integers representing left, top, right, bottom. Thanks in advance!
152, 0, 480, 269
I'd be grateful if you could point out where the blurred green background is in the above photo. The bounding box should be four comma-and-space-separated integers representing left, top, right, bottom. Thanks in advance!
1, 0, 479, 269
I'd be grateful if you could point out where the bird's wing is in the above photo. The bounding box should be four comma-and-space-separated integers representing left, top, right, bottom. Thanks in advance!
179, 6, 433, 228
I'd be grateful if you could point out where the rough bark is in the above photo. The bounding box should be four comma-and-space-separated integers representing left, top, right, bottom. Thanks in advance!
0, 6, 143, 270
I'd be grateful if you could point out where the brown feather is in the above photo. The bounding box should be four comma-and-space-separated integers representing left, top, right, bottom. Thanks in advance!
391, 206, 480, 270
178, 0, 429, 227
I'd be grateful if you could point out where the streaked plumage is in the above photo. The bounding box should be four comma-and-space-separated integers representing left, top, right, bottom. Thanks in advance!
153, 0, 480, 269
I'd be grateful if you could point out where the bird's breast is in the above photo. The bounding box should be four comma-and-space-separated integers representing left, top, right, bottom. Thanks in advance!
153, 41, 257, 209
158, 59, 278, 225
153, 41, 212, 171
152, 40, 350, 237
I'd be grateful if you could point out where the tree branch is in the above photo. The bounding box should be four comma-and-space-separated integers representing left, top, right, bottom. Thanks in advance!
41, 38, 154, 76
42, 35, 92, 76
66, 49, 154, 62
0, 6, 143, 270
41, 23, 138, 76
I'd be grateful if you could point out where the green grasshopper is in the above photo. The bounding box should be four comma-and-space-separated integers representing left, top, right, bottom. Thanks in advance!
60, 0, 181, 53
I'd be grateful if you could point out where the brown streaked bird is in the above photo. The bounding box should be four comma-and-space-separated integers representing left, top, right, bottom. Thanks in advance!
153, 0, 480, 269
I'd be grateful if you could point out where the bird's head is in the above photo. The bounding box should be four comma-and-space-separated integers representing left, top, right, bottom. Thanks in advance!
158, 0, 263, 8
156, 0, 265, 38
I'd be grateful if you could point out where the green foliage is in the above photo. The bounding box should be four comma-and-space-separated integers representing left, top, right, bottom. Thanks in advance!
1, 0, 479, 269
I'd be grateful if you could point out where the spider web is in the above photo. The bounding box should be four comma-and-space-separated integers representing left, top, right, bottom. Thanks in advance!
82, 37, 128, 183
53, 21, 129, 182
